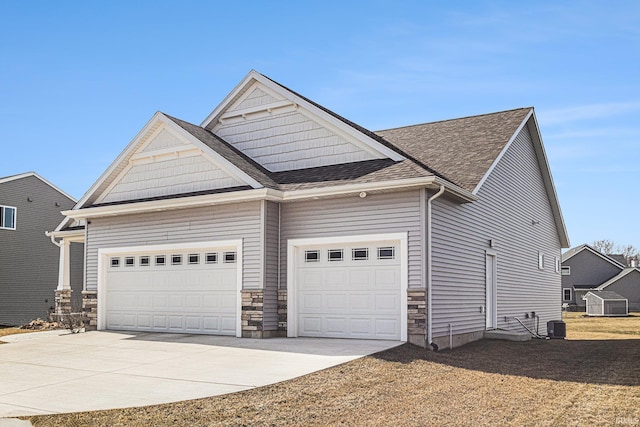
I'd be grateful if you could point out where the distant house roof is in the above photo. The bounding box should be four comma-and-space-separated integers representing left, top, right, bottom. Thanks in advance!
596, 268, 640, 291
608, 254, 628, 266
562, 244, 626, 269
0, 171, 76, 202
584, 290, 628, 301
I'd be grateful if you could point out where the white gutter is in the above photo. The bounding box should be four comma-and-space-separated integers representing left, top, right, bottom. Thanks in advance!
64, 177, 477, 220
427, 185, 445, 348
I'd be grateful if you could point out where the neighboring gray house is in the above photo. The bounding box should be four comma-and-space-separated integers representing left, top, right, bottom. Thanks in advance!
0, 172, 82, 325
561, 244, 640, 311
584, 291, 628, 317
49, 71, 569, 349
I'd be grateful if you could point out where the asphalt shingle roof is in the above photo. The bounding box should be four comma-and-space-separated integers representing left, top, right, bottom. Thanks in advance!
588, 290, 627, 300
375, 108, 531, 192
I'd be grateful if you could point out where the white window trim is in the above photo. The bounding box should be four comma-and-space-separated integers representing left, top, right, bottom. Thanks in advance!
561, 266, 571, 276
538, 252, 544, 270
563, 288, 572, 301
0, 205, 17, 230
97, 239, 243, 337
287, 232, 408, 342
555, 257, 560, 273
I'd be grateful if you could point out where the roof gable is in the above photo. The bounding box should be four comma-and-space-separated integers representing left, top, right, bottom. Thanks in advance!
201, 71, 405, 172
562, 244, 626, 269
0, 172, 76, 202
597, 268, 640, 290
74, 113, 264, 209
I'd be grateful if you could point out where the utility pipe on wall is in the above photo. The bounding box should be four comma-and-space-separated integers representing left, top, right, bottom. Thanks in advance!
427, 185, 445, 348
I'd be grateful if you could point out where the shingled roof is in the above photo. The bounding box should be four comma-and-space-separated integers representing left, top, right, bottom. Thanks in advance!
376, 108, 532, 192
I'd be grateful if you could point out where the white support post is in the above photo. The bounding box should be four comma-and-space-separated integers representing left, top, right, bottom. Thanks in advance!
57, 238, 71, 291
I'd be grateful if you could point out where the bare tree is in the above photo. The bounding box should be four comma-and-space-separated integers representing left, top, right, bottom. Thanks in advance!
592, 239, 615, 254
616, 244, 638, 259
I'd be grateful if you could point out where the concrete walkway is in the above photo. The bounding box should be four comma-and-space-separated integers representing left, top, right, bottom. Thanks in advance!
0, 330, 400, 418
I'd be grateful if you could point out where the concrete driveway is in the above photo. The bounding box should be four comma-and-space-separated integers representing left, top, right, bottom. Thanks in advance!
0, 330, 400, 418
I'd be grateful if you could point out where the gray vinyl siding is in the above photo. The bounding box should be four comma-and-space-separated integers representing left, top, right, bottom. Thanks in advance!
602, 271, 640, 311
263, 201, 280, 330
561, 251, 622, 305
431, 123, 562, 338
85, 201, 262, 291
280, 190, 422, 289
69, 242, 84, 310
0, 175, 77, 325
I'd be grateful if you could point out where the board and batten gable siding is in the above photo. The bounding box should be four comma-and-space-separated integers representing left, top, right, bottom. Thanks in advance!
84, 202, 262, 292
431, 123, 562, 338
214, 108, 379, 172
263, 201, 280, 331
0, 175, 78, 325
279, 190, 423, 289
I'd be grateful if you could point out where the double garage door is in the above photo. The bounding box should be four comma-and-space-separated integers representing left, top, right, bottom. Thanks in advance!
103, 237, 403, 340
105, 245, 238, 335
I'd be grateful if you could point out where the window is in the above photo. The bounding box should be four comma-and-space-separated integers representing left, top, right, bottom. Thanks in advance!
378, 247, 395, 260
171, 255, 182, 265
155, 255, 166, 266
561, 266, 571, 276
538, 252, 544, 270
563, 288, 572, 301
224, 251, 236, 263
0, 206, 16, 230
555, 257, 561, 273
305, 250, 320, 262
328, 249, 343, 262
206, 252, 218, 264
352, 248, 368, 261
110, 257, 120, 268
188, 254, 200, 264
125, 256, 135, 267
140, 256, 150, 266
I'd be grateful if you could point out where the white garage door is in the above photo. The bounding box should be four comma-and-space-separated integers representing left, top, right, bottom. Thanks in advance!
296, 241, 401, 340
105, 246, 238, 335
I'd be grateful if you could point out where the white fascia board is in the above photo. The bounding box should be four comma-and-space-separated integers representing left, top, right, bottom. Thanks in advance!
73, 112, 166, 210
473, 109, 533, 195
161, 113, 263, 189
201, 70, 405, 162
473, 109, 570, 248
0, 172, 76, 202
45, 229, 85, 242
62, 176, 477, 219
63, 188, 280, 219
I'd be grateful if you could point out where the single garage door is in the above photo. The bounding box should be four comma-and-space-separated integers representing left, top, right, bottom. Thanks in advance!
105, 246, 238, 335
296, 241, 401, 340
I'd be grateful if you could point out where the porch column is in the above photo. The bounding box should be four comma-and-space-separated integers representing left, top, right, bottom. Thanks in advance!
54, 238, 72, 315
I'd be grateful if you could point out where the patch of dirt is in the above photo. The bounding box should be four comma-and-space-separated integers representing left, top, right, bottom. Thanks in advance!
19, 318, 62, 331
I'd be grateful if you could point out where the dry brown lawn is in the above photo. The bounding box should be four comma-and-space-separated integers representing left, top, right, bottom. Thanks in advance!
24, 314, 640, 427
0, 327, 35, 343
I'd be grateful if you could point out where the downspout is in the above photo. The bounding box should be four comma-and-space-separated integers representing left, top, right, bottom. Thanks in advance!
46, 232, 62, 248
427, 185, 445, 349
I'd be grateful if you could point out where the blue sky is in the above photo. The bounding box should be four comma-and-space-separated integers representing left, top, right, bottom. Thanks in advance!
1, 1, 639, 249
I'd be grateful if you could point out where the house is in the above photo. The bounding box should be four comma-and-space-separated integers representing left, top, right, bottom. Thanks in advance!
583, 291, 628, 316
0, 172, 82, 325
561, 244, 640, 311
48, 71, 569, 349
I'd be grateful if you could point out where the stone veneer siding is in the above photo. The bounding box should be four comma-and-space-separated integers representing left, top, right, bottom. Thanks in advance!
54, 289, 72, 317
277, 289, 287, 335
82, 290, 98, 330
407, 290, 426, 347
241, 290, 265, 338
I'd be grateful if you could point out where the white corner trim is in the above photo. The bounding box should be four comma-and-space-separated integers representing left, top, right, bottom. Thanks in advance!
472, 109, 533, 195
286, 232, 408, 341
96, 239, 243, 337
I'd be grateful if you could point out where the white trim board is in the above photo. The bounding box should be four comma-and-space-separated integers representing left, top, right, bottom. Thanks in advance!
96, 239, 243, 337
286, 232, 408, 342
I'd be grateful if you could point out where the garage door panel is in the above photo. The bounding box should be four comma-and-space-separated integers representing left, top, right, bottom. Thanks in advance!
296, 241, 401, 340
106, 247, 238, 336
